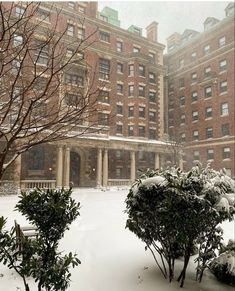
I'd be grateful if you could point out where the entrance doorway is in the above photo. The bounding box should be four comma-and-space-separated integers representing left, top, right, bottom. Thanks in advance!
70, 152, 81, 187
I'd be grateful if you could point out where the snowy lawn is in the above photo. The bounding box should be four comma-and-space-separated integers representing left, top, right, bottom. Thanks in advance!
0, 188, 234, 291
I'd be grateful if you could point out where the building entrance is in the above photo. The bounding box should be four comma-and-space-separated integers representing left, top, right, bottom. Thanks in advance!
70, 152, 81, 187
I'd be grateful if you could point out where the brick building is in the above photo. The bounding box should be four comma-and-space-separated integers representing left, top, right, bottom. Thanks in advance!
4, 2, 170, 189
165, 2, 235, 177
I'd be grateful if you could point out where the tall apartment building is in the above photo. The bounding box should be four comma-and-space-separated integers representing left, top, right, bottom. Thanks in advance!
3, 2, 169, 189
165, 2, 235, 177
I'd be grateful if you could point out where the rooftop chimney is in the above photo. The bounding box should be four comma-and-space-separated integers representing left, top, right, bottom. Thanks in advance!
146, 21, 158, 42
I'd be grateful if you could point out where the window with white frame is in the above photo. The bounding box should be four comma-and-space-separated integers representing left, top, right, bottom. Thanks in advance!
138, 126, 145, 137
192, 111, 198, 121
205, 86, 212, 98
35, 40, 49, 65
78, 5, 85, 13
138, 85, 145, 97
180, 114, 185, 124
180, 96, 185, 106
67, 24, 74, 36
220, 80, 227, 93
205, 106, 212, 118
191, 91, 198, 102
128, 64, 134, 76
139, 65, 145, 77
191, 72, 197, 83
149, 111, 156, 122
98, 112, 109, 126
219, 36, 226, 47
181, 133, 186, 142
219, 59, 227, 71
203, 44, 210, 55
66, 48, 74, 58
116, 104, 123, 115
221, 123, 230, 136
223, 147, 230, 159
193, 150, 200, 160
128, 125, 134, 136
204, 66, 211, 78
65, 74, 83, 86
149, 91, 156, 102
117, 63, 123, 74
206, 127, 213, 138
99, 58, 110, 80
98, 90, 109, 104
149, 72, 156, 83
128, 85, 134, 96
100, 31, 110, 42
192, 130, 199, 140
15, 6, 25, 17
191, 51, 197, 59
116, 41, 123, 52
116, 124, 123, 134
78, 27, 85, 40
36, 8, 50, 22
221, 102, 229, 116
133, 46, 140, 53
117, 83, 123, 94
139, 106, 145, 118
149, 52, 155, 62
207, 149, 214, 160
128, 106, 134, 117
13, 34, 23, 47
12, 60, 21, 74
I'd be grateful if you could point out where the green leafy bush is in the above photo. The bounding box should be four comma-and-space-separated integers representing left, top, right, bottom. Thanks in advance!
125, 166, 235, 287
0, 188, 81, 291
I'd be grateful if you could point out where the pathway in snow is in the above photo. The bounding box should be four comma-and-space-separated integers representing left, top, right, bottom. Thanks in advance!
0, 188, 234, 291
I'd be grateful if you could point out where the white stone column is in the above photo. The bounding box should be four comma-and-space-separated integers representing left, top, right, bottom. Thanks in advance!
97, 148, 102, 187
63, 146, 70, 188
155, 153, 160, 169
130, 151, 136, 181
14, 154, 21, 194
56, 146, 63, 188
102, 149, 108, 187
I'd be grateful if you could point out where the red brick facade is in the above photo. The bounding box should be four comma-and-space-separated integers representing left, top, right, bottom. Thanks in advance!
165, 4, 235, 177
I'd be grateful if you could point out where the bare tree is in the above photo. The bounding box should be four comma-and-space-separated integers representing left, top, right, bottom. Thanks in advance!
0, 2, 100, 178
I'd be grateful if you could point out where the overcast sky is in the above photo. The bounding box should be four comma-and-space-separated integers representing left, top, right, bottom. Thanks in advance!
98, 1, 230, 45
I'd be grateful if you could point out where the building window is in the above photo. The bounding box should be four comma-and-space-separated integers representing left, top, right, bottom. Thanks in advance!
181, 133, 186, 142
219, 36, 226, 47
206, 127, 213, 138
99, 58, 110, 80
66, 49, 74, 58
16, 6, 25, 17
149, 111, 156, 122
219, 59, 227, 71
149, 129, 156, 139
116, 124, 123, 134
117, 63, 123, 74
139, 65, 145, 77
149, 91, 156, 102
100, 31, 110, 43
128, 85, 134, 96
193, 150, 200, 161
207, 149, 214, 160
98, 90, 109, 104
98, 112, 109, 126
191, 91, 198, 102
180, 96, 185, 106
28, 147, 45, 170
149, 52, 155, 63
128, 106, 134, 117
37, 8, 50, 22
191, 72, 197, 83
117, 83, 123, 94
128, 125, 134, 136
116, 41, 123, 52
204, 66, 211, 78
67, 24, 74, 36
100, 15, 108, 22
179, 78, 185, 88
192, 111, 198, 121
68, 2, 75, 8
133, 46, 140, 53
138, 126, 145, 137
115, 167, 122, 178
220, 80, 227, 93
65, 74, 83, 86
116, 104, 123, 115
180, 114, 185, 124
191, 51, 197, 59
179, 58, 184, 68
221, 102, 229, 116
139, 106, 145, 118
35, 40, 49, 65
65, 93, 82, 107
128, 64, 134, 76
192, 130, 199, 141
138, 85, 145, 97
205, 86, 212, 98
149, 72, 156, 83
223, 147, 231, 159
12, 60, 21, 74
78, 27, 85, 40
221, 123, 230, 136
78, 6, 85, 13
204, 44, 210, 55
13, 34, 23, 47
205, 107, 212, 118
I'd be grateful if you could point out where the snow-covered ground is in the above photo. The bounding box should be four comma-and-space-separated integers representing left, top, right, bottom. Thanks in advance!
0, 188, 234, 291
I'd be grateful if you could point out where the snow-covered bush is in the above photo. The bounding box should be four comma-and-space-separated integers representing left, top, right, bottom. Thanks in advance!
0, 188, 81, 291
125, 166, 235, 287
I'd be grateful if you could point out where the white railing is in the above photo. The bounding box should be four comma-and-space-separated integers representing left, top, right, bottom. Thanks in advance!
21, 180, 56, 190
107, 179, 132, 187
